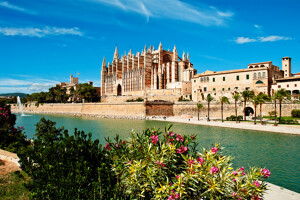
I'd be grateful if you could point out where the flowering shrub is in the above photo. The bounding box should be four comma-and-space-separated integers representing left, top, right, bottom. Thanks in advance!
0, 103, 30, 153
106, 125, 270, 199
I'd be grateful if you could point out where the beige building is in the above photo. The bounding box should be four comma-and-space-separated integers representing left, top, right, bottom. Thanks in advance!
271, 73, 300, 100
192, 58, 287, 102
101, 43, 196, 101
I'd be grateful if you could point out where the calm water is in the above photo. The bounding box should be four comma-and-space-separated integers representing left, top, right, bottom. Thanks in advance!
15, 113, 300, 193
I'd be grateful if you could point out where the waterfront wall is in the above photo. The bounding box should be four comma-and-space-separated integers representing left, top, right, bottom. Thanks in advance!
11, 102, 300, 119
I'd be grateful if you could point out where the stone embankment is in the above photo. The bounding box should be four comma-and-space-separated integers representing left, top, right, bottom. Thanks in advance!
11, 101, 300, 120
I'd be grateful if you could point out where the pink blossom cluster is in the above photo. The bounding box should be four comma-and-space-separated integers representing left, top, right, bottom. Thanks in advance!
176, 145, 189, 154
167, 131, 174, 137
168, 191, 179, 200
0, 108, 9, 117
211, 147, 218, 153
176, 134, 184, 142
150, 135, 158, 145
210, 166, 219, 174
252, 181, 260, 187
105, 142, 111, 151
239, 167, 246, 175
188, 159, 195, 167
261, 168, 271, 178
197, 156, 204, 165
155, 161, 166, 168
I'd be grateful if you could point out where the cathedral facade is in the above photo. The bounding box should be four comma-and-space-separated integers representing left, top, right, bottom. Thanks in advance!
101, 43, 197, 100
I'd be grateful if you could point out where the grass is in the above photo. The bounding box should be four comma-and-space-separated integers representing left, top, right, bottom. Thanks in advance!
263, 116, 300, 120
0, 171, 30, 200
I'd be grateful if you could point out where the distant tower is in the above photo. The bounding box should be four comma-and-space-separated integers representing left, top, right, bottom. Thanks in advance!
101, 57, 106, 96
282, 57, 291, 78
113, 46, 119, 61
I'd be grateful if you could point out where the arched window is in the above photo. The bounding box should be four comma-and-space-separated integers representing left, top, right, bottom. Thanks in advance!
258, 72, 261, 78
207, 77, 209, 81
201, 77, 203, 82
260, 65, 265, 68
254, 73, 257, 79
255, 80, 263, 84
262, 72, 266, 78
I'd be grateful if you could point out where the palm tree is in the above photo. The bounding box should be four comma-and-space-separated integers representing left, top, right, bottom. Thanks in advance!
276, 89, 292, 121
205, 94, 215, 121
232, 93, 240, 123
257, 93, 270, 123
251, 95, 260, 125
241, 90, 254, 120
272, 91, 279, 125
220, 96, 230, 122
197, 102, 203, 121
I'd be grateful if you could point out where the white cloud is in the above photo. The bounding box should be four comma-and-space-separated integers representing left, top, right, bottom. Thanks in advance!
92, 0, 234, 26
259, 35, 291, 42
254, 24, 261, 29
0, 1, 37, 15
0, 26, 84, 37
235, 37, 257, 44
234, 35, 292, 44
0, 77, 59, 94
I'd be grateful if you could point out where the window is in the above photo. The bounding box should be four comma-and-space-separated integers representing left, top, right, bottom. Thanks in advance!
285, 64, 287, 66
295, 84, 297, 87
194, 91, 196, 93
213, 88, 216, 91
228, 88, 230, 91
223, 77, 225, 81
285, 70, 287, 72
262, 72, 266, 78
204, 87, 207, 92
278, 85, 281, 88
246, 87, 250, 90
222, 88, 225, 91
236, 75, 239, 81
207, 77, 209, 81
201, 77, 203, 82
246, 74, 249, 80
235, 87, 238, 90
258, 72, 261, 78
213, 78, 215, 82
285, 74, 287, 76
254, 73, 257, 79
287, 84, 289, 88
194, 80, 196, 82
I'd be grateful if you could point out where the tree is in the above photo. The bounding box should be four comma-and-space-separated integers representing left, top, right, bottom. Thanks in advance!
220, 96, 230, 122
276, 89, 292, 121
241, 90, 254, 120
205, 94, 215, 121
272, 91, 279, 125
257, 93, 270, 123
232, 93, 240, 123
77, 83, 98, 102
251, 95, 260, 125
197, 102, 203, 121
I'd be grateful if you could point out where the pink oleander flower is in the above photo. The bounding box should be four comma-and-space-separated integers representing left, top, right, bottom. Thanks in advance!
127, 161, 131, 164
232, 192, 236, 197
170, 182, 173, 186
122, 140, 126, 145
176, 175, 180, 179
210, 166, 219, 174
197, 157, 204, 165
211, 147, 218, 153
233, 171, 238, 175
239, 167, 245, 171
191, 135, 196, 140
150, 135, 158, 145
115, 143, 118, 147
19, 126, 23, 129
261, 168, 271, 178
170, 132, 174, 137
176, 134, 184, 142
105, 142, 111, 151
161, 163, 166, 168
233, 178, 236, 182
242, 172, 245, 175
252, 181, 260, 187
188, 159, 195, 165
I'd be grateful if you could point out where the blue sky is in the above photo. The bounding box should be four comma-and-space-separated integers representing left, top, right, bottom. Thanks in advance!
0, 0, 299, 94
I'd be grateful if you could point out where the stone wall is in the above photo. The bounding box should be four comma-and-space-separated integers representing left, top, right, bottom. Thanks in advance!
146, 102, 174, 116
11, 101, 300, 119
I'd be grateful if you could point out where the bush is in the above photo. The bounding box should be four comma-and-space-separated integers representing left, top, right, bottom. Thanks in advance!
0, 103, 30, 153
291, 109, 300, 118
136, 97, 144, 102
279, 118, 299, 124
105, 125, 270, 199
226, 115, 243, 121
269, 111, 276, 117
18, 118, 116, 199
34, 102, 39, 107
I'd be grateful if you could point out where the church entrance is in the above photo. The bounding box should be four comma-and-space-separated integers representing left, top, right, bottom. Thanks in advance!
117, 84, 122, 96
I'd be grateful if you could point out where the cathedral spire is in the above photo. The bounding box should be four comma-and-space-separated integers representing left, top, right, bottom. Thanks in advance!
187, 52, 190, 61
101, 56, 106, 71
113, 46, 119, 60
173, 45, 178, 61
182, 51, 186, 61
158, 42, 163, 50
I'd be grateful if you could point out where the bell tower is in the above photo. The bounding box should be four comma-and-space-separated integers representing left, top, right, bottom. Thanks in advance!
282, 57, 291, 78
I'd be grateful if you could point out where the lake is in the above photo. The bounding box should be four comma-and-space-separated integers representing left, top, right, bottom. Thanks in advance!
15, 113, 300, 193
